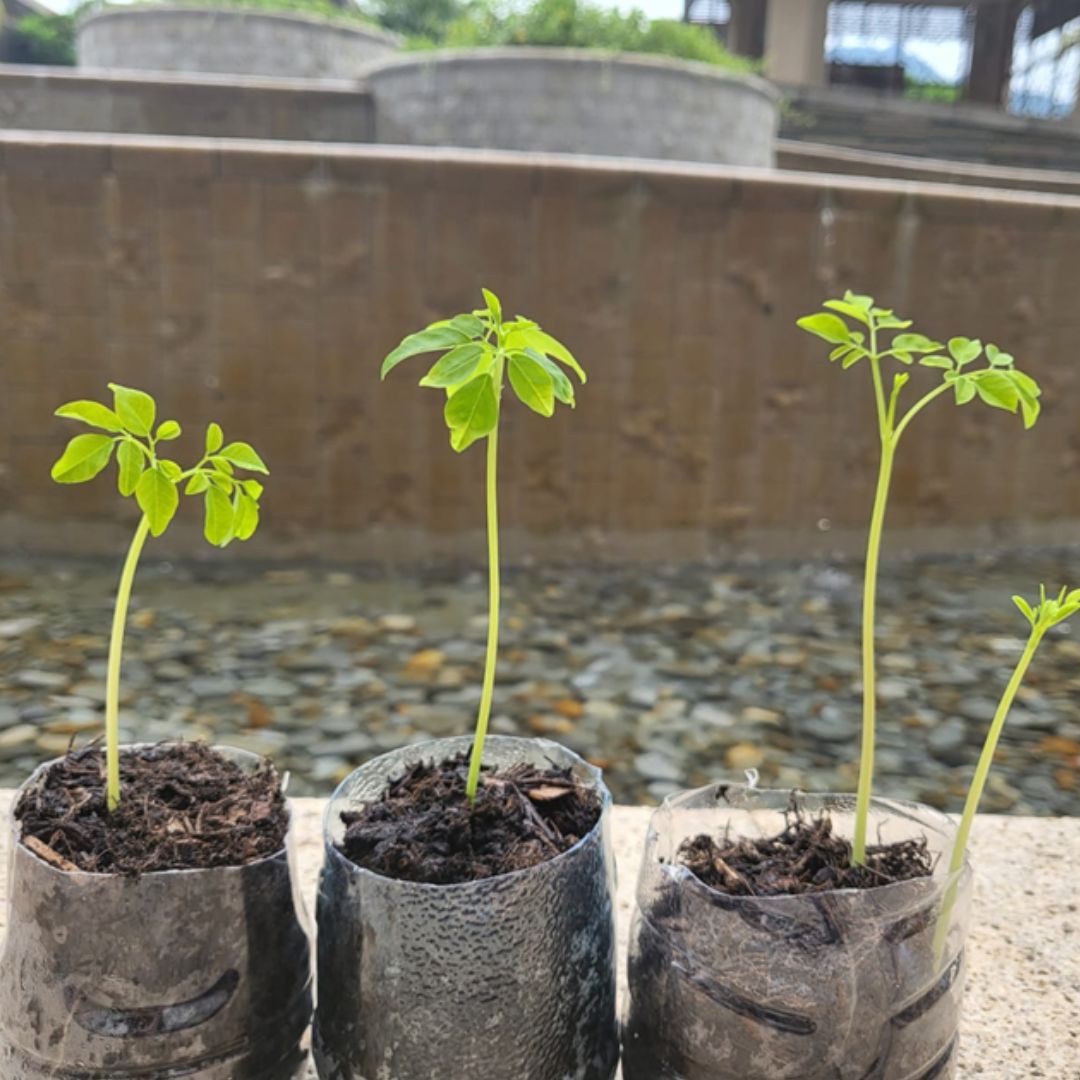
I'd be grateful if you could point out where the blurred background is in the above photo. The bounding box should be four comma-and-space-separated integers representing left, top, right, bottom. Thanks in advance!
1, 0, 1079, 813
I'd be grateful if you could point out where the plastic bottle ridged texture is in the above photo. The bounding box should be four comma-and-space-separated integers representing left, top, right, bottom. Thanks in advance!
623, 786, 973, 1080
313, 735, 620, 1080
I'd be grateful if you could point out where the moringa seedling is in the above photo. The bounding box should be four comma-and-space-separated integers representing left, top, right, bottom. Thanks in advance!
50, 383, 268, 811
797, 291, 1042, 865
934, 585, 1079, 954
381, 288, 585, 802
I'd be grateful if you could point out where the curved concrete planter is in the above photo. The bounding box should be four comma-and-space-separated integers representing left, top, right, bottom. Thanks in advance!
0, 747, 313, 1079
77, 6, 399, 79
314, 734, 619, 1080
367, 47, 779, 166
623, 785, 974, 1080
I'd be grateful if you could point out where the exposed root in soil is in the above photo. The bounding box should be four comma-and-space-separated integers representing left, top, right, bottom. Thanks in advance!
339, 752, 601, 884
15, 742, 288, 875
678, 801, 934, 896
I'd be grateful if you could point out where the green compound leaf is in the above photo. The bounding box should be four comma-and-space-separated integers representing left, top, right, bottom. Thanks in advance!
508, 352, 555, 417
135, 466, 179, 537
205, 422, 224, 454
116, 439, 144, 497
796, 312, 852, 345
108, 383, 156, 437
445, 373, 499, 453
55, 400, 125, 433
381, 325, 470, 379
51, 433, 116, 484
217, 442, 269, 474
419, 342, 487, 389
204, 484, 234, 546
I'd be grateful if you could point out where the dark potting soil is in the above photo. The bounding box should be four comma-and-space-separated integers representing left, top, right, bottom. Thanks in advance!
677, 805, 934, 896
15, 742, 289, 875
338, 753, 602, 884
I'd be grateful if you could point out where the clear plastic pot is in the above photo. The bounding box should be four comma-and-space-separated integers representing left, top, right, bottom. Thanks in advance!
313, 735, 619, 1080
623, 785, 973, 1080
0, 746, 313, 1079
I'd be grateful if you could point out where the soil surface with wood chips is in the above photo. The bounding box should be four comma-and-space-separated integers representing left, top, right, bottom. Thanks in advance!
15, 742, 289, 875
678, 807, 934, 896
339, 753, 602, 884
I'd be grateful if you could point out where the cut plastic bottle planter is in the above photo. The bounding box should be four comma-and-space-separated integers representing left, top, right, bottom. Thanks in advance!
314, 734, 619, 1080
0, 747, 313, 1079
623, 786, 973, 1080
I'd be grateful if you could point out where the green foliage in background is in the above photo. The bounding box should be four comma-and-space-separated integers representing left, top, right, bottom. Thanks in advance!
435, 0, 753, 69
78, 0, 380, 28
6, 14, 77, 66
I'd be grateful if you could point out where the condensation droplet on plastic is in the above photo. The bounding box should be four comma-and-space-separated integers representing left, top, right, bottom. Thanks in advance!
817, 518, 832, 532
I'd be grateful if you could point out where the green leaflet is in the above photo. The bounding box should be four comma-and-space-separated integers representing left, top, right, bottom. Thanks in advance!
508, 352, 555, 417
135, 466, 178, 537
51, 433, 115, 484
445, 373, 499, 452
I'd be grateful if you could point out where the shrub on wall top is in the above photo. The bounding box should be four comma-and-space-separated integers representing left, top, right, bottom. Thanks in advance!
413, 0, 754, 71
5, 14, 77, 65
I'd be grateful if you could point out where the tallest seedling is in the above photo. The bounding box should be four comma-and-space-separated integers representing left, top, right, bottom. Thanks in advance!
797, 292, 1041, 863
50, 384, 269, 811
381, 289, 586, 801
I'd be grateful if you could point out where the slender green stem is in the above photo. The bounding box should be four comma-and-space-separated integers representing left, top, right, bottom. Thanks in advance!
854, 437, 895, 864
933, 626, 1043, 958
893, 382, 951, 444
465, 425, 501, 803
105, 515, 151, 812
949, 627, 1041, 877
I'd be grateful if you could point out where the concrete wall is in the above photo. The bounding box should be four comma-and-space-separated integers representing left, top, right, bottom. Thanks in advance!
367, 49, 780, 167
777, 140, 1080, 196
3, 133, 1080, 563
781, 85, 1080, 172
77, 6, 399, 79
0, 64, 375, 142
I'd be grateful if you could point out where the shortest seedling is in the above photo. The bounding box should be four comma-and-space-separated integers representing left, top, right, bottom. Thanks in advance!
935, 585, 1080, 954
51, 384, 269, 811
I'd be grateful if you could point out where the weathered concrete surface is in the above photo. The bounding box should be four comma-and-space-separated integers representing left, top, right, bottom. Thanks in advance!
1, 792, 1076, 1078
0, 64, 375, 142
77, 6, 399, 80
5, 133, 1080, 563
367, 48, 779, 167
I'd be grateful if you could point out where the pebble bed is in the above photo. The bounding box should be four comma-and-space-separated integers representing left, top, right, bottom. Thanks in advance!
1, 551, 1078, 814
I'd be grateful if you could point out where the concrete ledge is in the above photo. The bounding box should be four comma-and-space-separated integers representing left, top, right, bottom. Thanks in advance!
77, 5, 400, 80
0, 791, 1075, 1076
366, 47, 780, 167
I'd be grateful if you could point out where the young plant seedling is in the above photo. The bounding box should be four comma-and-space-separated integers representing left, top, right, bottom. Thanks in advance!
381, 288, 585, 802
51, 384, 269, 811
798, 292, 1042, 864
934, 585, 1080, 954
